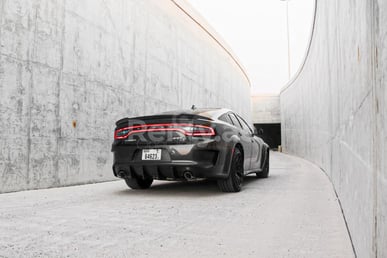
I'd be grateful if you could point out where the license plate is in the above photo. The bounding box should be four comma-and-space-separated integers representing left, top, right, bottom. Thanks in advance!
142, 149, 162, 161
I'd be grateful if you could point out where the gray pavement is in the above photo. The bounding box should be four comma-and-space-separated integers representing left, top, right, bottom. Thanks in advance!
0, 152, 354, 258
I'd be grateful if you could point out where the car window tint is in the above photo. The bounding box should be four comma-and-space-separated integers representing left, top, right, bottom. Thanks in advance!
237, 115, 253, 133
229, 113, 243, 130
219, 114, 232, 125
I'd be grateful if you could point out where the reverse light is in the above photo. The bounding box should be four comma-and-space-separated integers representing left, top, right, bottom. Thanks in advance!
114, 123, 215, 140
115, 129, 130, 139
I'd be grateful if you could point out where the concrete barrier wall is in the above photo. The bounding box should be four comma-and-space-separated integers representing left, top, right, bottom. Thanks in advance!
0, 0, 251, 193
251, 94, 280, 124
280, 1, 386, 257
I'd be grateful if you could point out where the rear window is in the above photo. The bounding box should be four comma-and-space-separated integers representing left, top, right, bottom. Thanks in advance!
193, 109, 218, 116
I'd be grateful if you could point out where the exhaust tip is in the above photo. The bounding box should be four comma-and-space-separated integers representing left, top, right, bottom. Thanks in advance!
184, 171, 195, 181
118, 170, 127, 178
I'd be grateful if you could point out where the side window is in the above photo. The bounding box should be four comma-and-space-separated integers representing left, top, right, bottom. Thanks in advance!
219, 114, 232, 125
229, 113, 243, 130
237, 115, 254, 134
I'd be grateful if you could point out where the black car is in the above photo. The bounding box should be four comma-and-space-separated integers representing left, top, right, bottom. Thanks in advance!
111, 108, 270, 192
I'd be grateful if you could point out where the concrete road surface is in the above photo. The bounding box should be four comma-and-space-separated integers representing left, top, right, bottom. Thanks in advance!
0, 152, 354, 258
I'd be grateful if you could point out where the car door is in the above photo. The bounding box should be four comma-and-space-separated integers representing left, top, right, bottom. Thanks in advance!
228, 113, 252, 171
237, 115, 261, 171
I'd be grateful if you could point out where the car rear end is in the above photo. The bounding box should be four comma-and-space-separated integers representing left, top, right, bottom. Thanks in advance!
111, 113, 232, 181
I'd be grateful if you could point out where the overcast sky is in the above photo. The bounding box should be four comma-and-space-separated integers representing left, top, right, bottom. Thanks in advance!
188, 0, 315, 94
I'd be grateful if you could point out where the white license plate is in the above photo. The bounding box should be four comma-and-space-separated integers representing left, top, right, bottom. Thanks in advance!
142, 149, 162, 161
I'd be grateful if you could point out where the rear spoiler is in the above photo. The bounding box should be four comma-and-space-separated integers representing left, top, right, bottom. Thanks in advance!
115, 114, 213, 126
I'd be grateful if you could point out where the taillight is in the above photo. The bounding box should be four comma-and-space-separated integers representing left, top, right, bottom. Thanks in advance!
114, 123, 215, 140
190, 125, 216, 136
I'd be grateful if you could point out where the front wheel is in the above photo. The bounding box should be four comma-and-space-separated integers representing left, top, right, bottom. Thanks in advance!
217, 147, 244, 192
257, 150, 270, 178
125, 177, 153, 190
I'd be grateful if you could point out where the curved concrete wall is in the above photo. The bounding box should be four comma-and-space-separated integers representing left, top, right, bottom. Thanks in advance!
280, 1, 386, 257
251, 94, 280, 124
0, 0, 251, 193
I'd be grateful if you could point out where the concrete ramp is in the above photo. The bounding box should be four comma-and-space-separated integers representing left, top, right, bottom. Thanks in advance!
280, 1, 386, 257
0, 152, 354, 257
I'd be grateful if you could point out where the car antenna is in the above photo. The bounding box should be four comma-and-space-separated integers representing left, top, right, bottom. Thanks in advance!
191, 105, 196, 110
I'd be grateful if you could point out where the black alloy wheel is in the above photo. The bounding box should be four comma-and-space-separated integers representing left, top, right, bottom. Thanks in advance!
217, 147, 244, 192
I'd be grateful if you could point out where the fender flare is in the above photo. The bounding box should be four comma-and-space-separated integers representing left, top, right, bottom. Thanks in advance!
223, 138, 244, 176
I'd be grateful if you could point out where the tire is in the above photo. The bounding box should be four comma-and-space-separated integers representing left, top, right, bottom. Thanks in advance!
217, 147, 244, 192
257, 150, 270, 178
125, 177, 153, 190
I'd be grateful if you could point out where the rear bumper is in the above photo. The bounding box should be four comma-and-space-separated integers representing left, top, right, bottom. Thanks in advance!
112, 141, 231, 180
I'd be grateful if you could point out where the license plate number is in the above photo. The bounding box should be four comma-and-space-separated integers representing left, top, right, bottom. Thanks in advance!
142, 149, 162, 160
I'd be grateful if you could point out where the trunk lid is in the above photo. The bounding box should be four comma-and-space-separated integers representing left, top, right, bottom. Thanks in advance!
114, 114, 214, 145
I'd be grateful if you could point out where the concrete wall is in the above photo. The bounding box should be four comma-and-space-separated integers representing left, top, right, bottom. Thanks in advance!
280, 0, 386, 257
0, 0, 251, 193
251, 94, 280, 124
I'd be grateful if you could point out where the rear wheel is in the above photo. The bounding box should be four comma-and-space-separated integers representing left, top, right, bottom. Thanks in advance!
217, 147, 244, 192
125, 177, 153, 190
257, 150, 270, 178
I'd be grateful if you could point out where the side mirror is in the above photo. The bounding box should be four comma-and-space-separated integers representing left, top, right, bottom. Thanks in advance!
257, 128, 264, 136
253, 128, 259, 136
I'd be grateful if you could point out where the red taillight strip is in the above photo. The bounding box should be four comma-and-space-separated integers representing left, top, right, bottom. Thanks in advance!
114, 123, 215, 139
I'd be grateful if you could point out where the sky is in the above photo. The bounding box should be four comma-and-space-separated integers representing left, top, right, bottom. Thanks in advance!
187, 0, 315, 94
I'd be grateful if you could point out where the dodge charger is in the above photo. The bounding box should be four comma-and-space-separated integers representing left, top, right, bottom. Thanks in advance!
111, 108, 270, 192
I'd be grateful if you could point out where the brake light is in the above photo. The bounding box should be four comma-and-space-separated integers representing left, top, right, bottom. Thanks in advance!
114, 123, 215, 139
